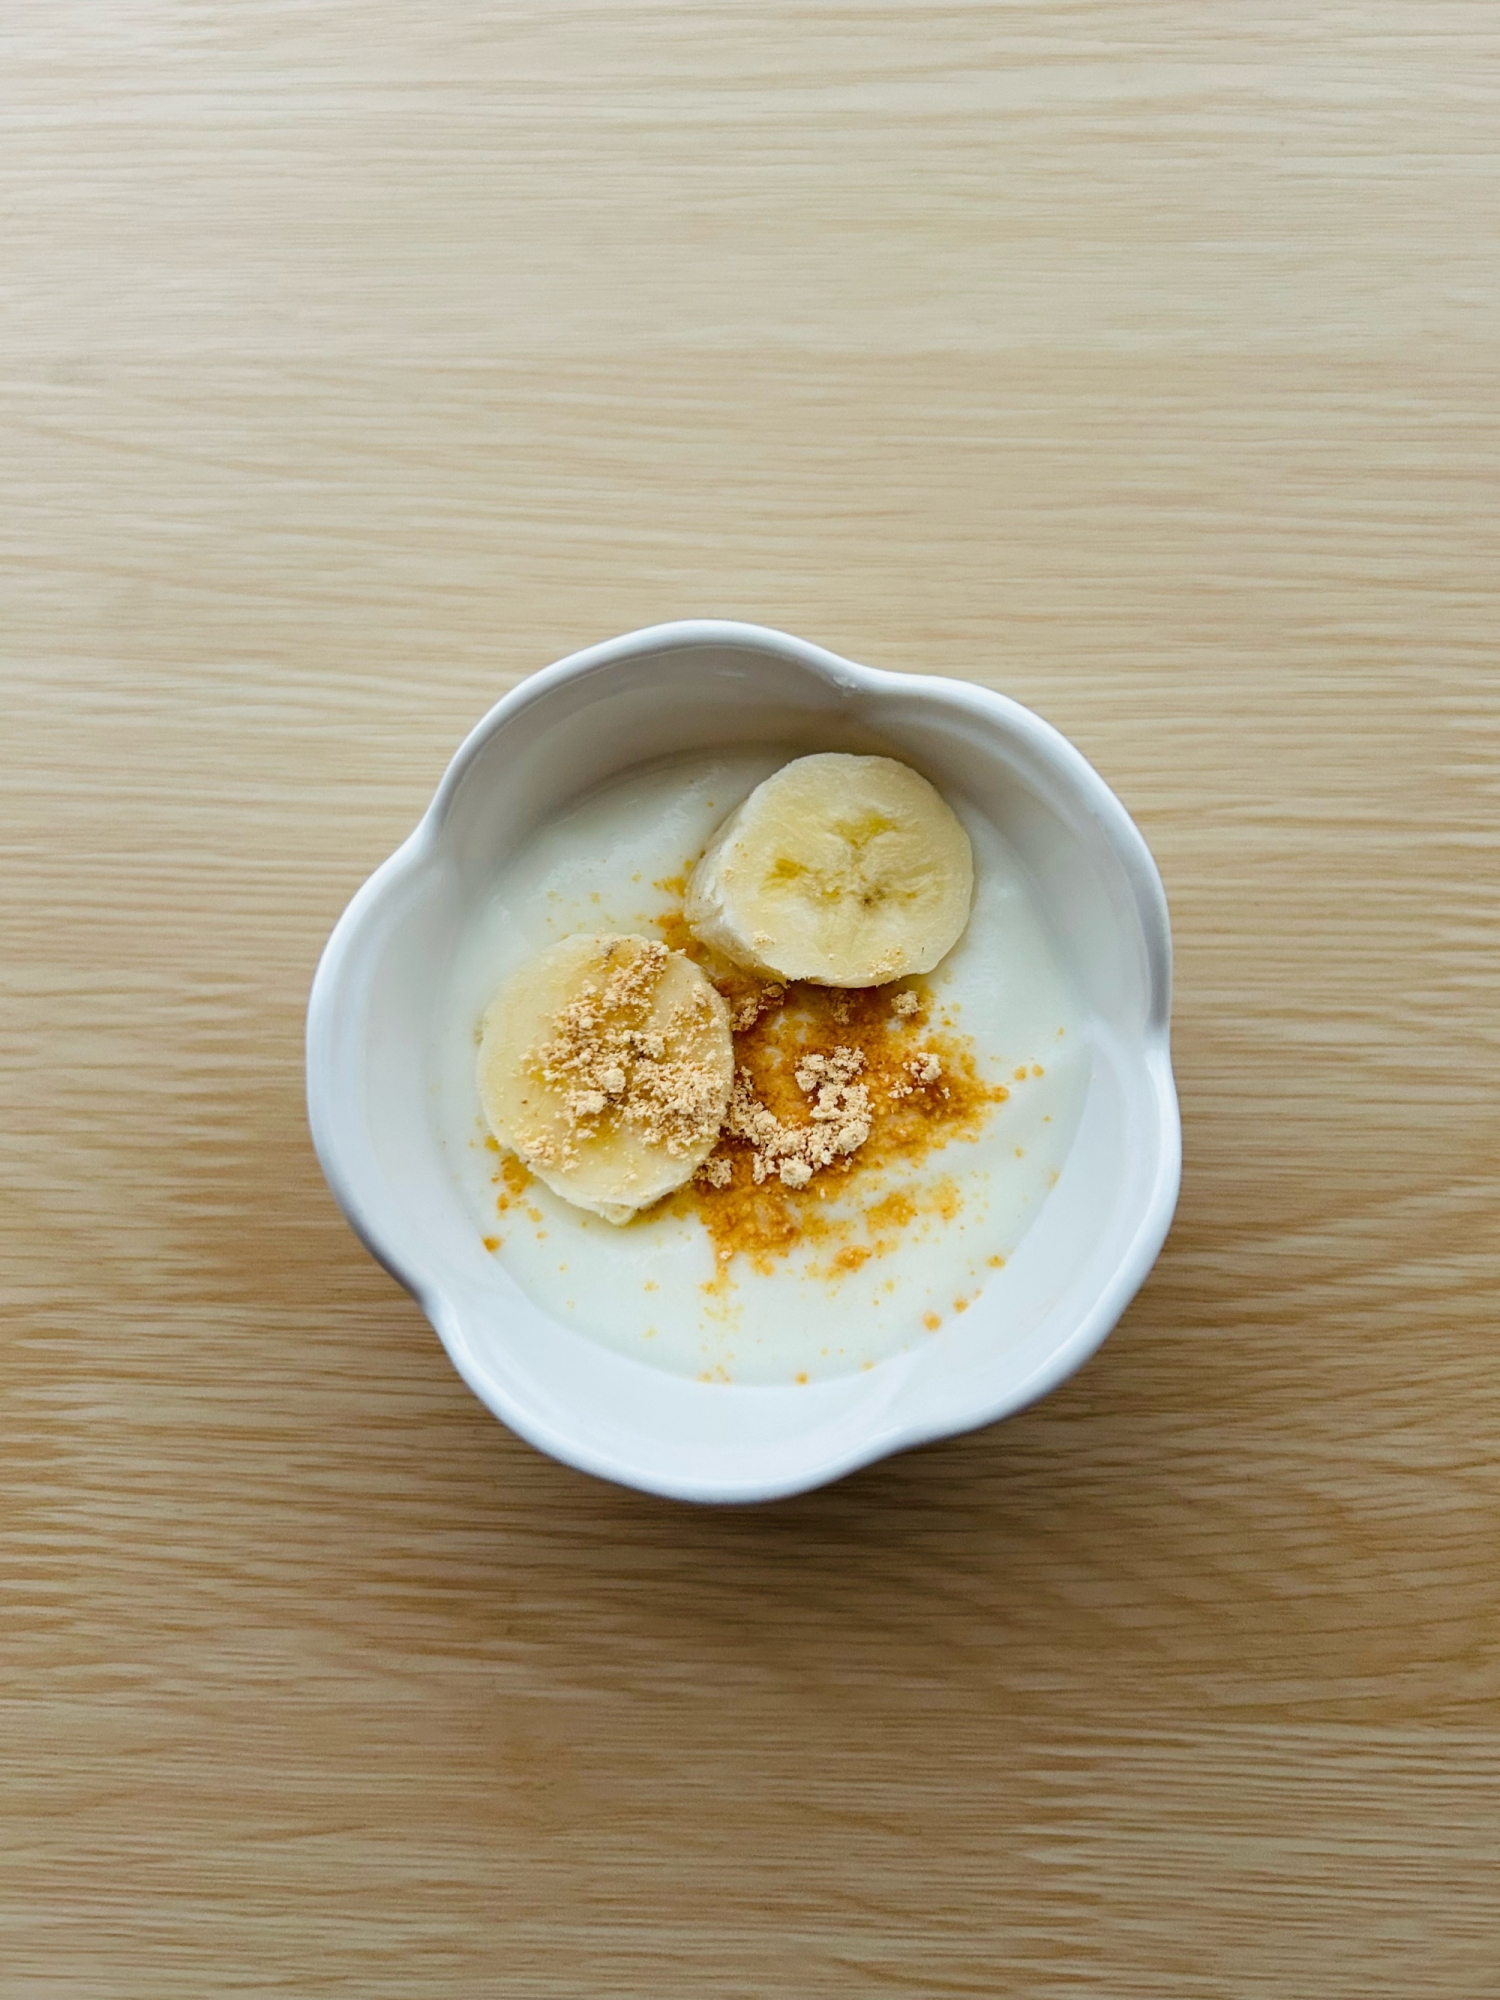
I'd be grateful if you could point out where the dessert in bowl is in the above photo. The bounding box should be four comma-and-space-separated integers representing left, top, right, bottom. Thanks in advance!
306, 621, 1179, 1502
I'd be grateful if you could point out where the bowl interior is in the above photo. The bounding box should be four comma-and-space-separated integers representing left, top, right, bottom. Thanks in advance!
312, 629, 1176, 1499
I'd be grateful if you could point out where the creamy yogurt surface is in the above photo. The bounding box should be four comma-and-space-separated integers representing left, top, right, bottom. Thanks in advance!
437, 749, 1088, 1385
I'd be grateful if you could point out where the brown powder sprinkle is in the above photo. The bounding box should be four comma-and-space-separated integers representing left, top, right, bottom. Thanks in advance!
731, 983, 786, 1032
889, 1049, 944, 1099
484, 895, 1012, 1279
493, 1153, 532, 1212
715, 1044, 873, 1190
530, 937, 725, 1161
669, 973, 1009, 1277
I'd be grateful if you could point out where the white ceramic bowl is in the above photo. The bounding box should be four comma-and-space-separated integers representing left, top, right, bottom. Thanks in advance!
307, 621, 1179, 1502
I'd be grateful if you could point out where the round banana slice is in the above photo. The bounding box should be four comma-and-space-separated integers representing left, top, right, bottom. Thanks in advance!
478, 933, 733, 1224
684, 753, 974, 987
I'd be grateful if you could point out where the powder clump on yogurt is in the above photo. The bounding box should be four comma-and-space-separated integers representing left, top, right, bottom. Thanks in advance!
709, 1043, 873, 1190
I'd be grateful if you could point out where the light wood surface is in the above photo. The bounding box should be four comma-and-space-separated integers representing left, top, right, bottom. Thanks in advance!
4, 5, 1498, 1994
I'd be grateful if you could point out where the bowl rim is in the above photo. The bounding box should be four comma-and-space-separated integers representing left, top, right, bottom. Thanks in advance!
306, 619, 1181, 1501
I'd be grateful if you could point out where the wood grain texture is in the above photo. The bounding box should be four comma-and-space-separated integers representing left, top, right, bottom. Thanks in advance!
3, 4, 1497, 1994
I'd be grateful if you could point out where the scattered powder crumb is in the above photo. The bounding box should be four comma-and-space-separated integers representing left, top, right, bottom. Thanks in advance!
530, 938, 725, 1160
888, 1050, 944, 1101
648, 912, 1011, 1279
987, 1253, 1006, 1269
732, 983, 785, 1032
719, 1044, 872, 1190
481, 1236, 500, 1252
495, 1154, 532, 1213
923, 1311, 941, 1331
930, 1177, 962, 1223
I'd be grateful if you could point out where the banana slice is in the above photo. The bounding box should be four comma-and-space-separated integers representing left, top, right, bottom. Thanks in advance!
684, 753, 974, 987
478, 933, 734, 1223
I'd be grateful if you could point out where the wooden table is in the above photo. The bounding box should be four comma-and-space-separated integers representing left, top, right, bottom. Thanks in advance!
4, 6, 1496, 1993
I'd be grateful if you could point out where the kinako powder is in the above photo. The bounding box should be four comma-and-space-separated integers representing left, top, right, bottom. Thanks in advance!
484, 889, 1020, 1287
651, 901, 1012, 1282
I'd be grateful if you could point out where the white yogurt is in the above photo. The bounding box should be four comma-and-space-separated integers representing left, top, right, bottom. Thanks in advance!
437, 750, 1088, 1385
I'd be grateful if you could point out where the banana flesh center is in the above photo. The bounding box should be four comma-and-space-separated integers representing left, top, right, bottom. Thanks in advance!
764, 814, 923, 913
